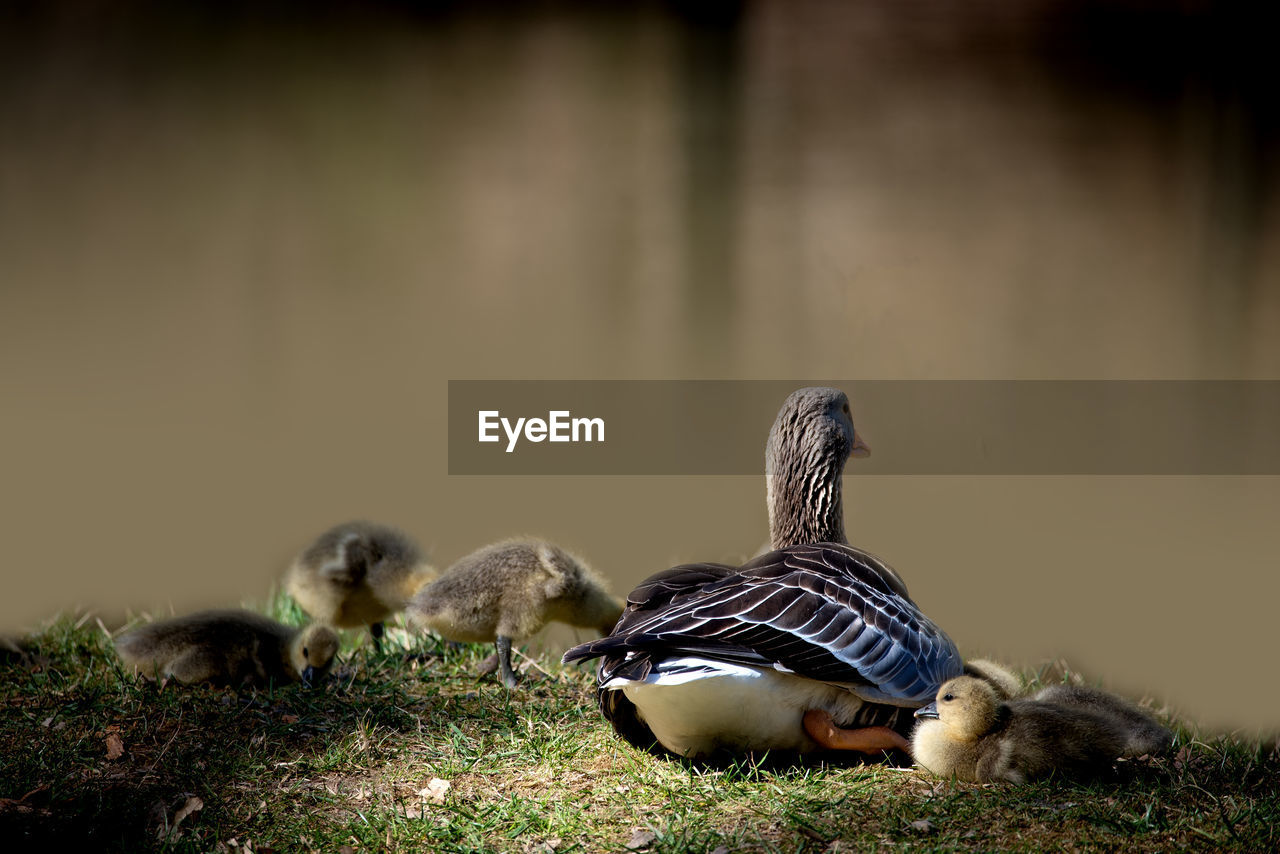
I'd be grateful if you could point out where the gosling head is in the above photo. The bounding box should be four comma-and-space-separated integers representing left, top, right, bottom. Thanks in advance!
963, 658, 1023, 699
292, 624, 340, 688
915, 675, 1005, 741
766, 386, 869, 549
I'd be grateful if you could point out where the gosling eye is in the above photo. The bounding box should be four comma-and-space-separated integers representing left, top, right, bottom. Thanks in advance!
942, 693, 954, 702
303, 647, 310, 658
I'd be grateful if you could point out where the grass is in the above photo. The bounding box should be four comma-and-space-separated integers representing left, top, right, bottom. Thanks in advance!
2, 598, 1277, 853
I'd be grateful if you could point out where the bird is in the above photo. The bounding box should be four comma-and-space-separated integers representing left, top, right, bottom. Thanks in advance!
910, 675, 1171, 783
284, 521, 436, 650
1031, 683, 1173, 757
114, 609, 340, 688
563, 387, 963, 760
407, 538, 624, 688
763, 387, 869, 551
963, 658, 1024, 699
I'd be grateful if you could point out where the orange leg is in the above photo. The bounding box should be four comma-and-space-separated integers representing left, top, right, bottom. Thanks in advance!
803, 709, 911, 754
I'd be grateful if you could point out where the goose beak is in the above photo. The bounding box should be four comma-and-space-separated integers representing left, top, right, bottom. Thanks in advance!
914, 701, 939, 720
301, 666, 318, 688
851, 431, 871, 459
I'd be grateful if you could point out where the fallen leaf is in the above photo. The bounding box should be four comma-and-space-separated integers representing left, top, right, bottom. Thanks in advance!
625, 829, 657, 850
417, 777, 451, 803
153, 794, 204, 841
280, 714, 299, 724
909, 819, 936, 834
105, 731, 125, 761
172, 796, 203, 831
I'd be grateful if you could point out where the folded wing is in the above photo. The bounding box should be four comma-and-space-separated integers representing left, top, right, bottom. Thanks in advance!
564, 542, 961, 705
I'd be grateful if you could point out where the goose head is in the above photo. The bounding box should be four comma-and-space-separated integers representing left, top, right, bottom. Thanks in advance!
915, 675, 1004, 742
765, 386, 869, 549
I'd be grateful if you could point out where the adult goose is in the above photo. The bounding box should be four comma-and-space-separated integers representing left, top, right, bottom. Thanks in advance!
563, 387, 963, 759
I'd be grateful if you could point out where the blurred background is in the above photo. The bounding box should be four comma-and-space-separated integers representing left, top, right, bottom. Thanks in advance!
1, 1, 1277, 731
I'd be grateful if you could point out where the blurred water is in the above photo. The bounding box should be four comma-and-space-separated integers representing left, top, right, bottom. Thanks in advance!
1, 1, 1277, 730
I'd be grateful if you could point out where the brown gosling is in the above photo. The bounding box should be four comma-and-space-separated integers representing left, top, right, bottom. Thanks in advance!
407, 538, 624, 688
285, 521, 437, 650
963, 658, 1024, 699
911, 675, 1169, 784
114, 609, 340, 688
1032, 683, 1174, 757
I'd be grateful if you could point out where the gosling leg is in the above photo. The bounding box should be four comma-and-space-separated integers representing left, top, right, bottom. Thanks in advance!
803, 709, 911, 754
495, 635, 519, 689
370, 622, 384, 654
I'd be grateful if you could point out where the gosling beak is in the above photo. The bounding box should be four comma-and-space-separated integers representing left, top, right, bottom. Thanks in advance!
851, 431, 871, 459
301, 666, 318, 688
914, 701, 939, 720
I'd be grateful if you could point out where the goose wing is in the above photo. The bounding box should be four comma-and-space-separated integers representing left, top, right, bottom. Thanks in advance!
620, 562, 738, 611
563, 542, 961, 705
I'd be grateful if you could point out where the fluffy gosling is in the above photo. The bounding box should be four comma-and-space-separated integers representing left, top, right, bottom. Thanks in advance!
115, 609, 340, 688
1033, 683, 1173, 757
285, 521, 436, 650
911, 675, 1169, 784
408, 538, 624, 688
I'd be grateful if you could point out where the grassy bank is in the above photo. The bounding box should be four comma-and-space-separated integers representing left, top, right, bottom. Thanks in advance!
1, 603, 1276, 853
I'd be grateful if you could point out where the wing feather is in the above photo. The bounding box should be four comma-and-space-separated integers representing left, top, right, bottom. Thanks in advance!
563, 542, 961, 705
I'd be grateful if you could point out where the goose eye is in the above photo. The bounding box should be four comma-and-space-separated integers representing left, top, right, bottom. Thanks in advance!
303, 647, 309, 657
942, 693, 954, 702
